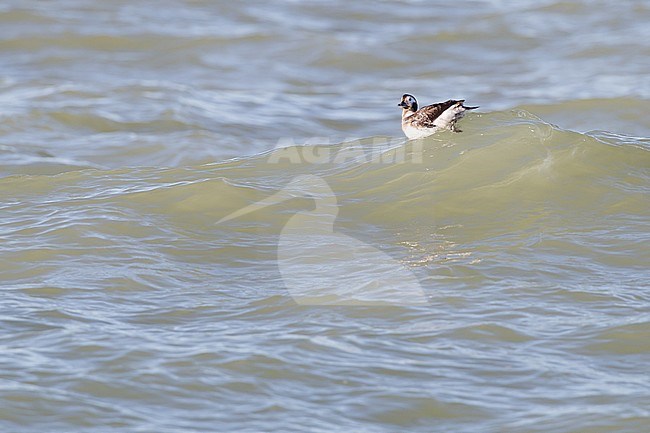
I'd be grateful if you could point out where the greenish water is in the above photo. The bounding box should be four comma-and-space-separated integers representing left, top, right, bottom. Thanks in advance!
1, 1, 649, 432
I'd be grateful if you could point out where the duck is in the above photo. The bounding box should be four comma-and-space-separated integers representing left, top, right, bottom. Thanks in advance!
398, 93, 478, 139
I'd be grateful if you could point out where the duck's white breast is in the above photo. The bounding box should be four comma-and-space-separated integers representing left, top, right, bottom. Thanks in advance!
402, 123, 436, 139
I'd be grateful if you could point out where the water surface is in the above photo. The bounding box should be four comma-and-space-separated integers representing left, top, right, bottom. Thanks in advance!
1, 1, 649, 432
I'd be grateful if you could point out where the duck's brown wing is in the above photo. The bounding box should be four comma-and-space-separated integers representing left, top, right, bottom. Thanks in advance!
411, 100, 463, 128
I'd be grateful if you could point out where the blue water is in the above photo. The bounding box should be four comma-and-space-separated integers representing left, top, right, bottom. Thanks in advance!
1, 1, 649, 432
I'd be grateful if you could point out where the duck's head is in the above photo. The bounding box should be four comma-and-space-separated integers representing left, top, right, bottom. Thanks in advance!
398, 94, 418, 112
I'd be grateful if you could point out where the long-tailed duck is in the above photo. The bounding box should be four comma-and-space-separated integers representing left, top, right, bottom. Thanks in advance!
398, 94, 478, 139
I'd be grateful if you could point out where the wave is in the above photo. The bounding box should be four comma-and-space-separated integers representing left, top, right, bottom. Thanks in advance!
2, 111, 647, 266
3, 109, 648, 211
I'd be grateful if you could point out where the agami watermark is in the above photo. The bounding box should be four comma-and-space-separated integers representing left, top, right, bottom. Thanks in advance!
217, 137, 431, 306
